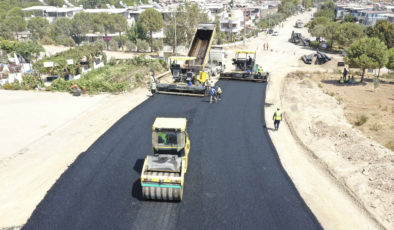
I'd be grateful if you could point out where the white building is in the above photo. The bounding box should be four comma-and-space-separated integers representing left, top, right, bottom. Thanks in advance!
220, 10, 252, 36
22, 5, 83, 24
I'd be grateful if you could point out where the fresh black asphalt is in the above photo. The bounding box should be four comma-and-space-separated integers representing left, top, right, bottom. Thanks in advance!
23, 81, 323, 230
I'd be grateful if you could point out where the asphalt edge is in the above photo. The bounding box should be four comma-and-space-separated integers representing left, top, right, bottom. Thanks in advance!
278, 74, 386, 230
261, 81, 324, 229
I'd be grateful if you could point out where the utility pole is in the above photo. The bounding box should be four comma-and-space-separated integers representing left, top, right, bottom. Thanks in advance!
244, 9, 246, 46
174, 5, 177, 56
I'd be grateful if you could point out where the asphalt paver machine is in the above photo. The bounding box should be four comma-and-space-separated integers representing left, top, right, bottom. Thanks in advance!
219, 50, 269, 82
157, 23, 216, 97
141, 117, 190, 201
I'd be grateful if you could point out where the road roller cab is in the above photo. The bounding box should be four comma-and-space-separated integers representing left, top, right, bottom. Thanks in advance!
141, 117, 190, 201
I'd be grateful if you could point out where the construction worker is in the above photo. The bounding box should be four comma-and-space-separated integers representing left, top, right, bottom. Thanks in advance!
343, 68, 348, 80
151, 81, 157, 96
171, 60, 176, 67
217, 86, 222, 100
272, 108, 282, 131
339, 76, 344, 84
248, 55, 252, 66
209, 86, 217, 103
258, 67, 263, 77
70, 84, 82, 96
158, 132, 167, 144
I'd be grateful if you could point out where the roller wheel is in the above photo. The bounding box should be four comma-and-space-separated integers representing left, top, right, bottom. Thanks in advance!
142, 172, 183, 201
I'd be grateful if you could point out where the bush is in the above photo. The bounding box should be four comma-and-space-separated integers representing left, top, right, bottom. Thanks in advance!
102, 52, 107, 65
94, 39, 106, 51
63, 38, 75, 47
386, 140, 394, 151
125, 40, 136, 52
355, 115, 368, 126
21, 74, 42, 89
55, 34, 68, 45
310, 41, 319, 48
109, 39, 118, 51
108, 56, 117, 66
136, 39, 149, 52
158, 58, 168, 69
41, 36, 54, 45
152, 39, 163, 52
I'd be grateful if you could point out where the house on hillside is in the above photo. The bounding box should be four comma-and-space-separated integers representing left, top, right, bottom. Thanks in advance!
360, 10, 391, 26
22, 5, 83, 24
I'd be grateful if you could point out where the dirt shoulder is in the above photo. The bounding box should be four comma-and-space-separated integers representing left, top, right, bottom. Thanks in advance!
0, 73, 171, 228
281, 72, 394, 229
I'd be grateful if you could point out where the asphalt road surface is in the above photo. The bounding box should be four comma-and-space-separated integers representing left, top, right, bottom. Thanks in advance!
23, 81, 322, 230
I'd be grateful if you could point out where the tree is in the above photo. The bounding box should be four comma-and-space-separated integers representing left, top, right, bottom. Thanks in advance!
386, 48, 394, 71
308, 17, 328, 30
168, 2, 210, 46
0, 9, 7, 22
6, 16, 27, 41
337, 23, 365, 47
138, 8, 165, 52
367, 20, 394, 49
344, 37, 388, 82
311, 24, 325, 42
14, 40, 45, 61
342, 14, 357, 23
164, 26, 186, 52
93, 12, 116, 50
0, 24, 14, 40
127, 22, 149, 44
113, 14, 127, 51
9, 7, 24, 18
71, 12, 94, 45
323, 22, 340, 49
27, 16, 52, 39
53, 17, 72, 36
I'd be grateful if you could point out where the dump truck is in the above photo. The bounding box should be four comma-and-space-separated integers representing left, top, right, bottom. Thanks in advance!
219, 50, 269, 83
208, 46, 228, 75
141, 117, 190, 201
157, 23, 216, 97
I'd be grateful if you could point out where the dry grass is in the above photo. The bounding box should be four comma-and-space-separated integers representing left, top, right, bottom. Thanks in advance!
370, 123, 382, 131
386, 140, 394, 151
355, 115, 368, 126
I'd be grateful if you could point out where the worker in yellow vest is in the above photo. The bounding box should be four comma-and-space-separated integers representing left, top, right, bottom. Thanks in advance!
272, 108, 282, 131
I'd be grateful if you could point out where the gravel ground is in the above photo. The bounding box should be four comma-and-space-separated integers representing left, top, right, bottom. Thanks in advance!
22, 81, 322, 230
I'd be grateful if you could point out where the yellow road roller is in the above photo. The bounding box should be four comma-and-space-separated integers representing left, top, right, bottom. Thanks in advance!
141, 117, 190, 201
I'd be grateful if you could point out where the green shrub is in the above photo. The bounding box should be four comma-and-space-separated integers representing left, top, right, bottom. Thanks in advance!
63, 38, 75, 47
310, 41, 319, 48
93, 39, 106, 51
108, 56, 117, 66
355, 115, 368, 126
152, 39, 163, 52
125, 40, 136, 52
136, 39, 149, 52
109, 39, 118, 51
41, 36, 54, 45
55, 34, 67, 45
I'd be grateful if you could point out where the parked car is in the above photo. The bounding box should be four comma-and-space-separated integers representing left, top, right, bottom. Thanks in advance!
272, 31, 279, 36
268, 29, 274, 34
